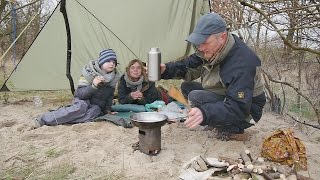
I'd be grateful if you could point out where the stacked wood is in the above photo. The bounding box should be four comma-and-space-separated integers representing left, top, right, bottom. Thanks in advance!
209, 149, 313, 180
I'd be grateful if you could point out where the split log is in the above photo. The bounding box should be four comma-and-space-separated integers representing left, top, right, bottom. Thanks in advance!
206, 157, 229, 168
297, 173, 314, 180
256, 168, 264, 174
276, 165, 294, 176
260, 171, 273, 180
253, 165, 273, 172
239, 167, 253, 173
245, 149, 253, 162
287, 174, 298, 180
233, 173, 251, 180
207, 176, 232, 180
237, 164, 245, 169
231, 168, 241, 175
219, 156, 237, 165
251, 174, 265, 180
227, 164, 237, 172
256, 168, 278, 180
268, 172, 281, 179
191, 157, 208, 172
246, 164, 254, 170
240, 151, 252, 167
280, 174, 286, 180
253, 157, 265, 165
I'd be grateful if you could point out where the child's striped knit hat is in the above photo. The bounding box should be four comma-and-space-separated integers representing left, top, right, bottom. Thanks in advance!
99, 49, 117, 67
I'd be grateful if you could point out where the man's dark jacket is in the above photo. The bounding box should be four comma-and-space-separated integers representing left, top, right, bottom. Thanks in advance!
162, 35, 266, 129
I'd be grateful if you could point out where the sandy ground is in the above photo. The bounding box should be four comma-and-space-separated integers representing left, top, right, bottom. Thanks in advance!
0, 99, 319, 179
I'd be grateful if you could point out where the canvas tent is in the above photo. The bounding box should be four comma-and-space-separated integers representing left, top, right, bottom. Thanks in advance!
1, 0, 210, 92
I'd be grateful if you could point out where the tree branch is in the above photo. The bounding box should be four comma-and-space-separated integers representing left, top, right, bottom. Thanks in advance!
286, 113, 320, 129
262, 68, 320, 123
0, 0, 40, 24
237, 0, 320, 56
0, 0, 9, 19
268, 4, 320, 15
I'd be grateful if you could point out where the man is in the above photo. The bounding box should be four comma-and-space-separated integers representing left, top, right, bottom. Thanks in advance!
160, 13, 266, 140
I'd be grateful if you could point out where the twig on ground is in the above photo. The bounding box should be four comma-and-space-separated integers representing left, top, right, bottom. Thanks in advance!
240, 151, 252, 168
286, 113, 320, 130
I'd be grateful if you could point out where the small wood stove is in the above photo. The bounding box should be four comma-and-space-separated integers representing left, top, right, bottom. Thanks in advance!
130, 112, 168, 155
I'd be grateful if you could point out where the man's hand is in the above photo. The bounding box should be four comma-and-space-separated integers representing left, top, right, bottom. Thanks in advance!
184, 107, 203, 129
160, 63, 166, 74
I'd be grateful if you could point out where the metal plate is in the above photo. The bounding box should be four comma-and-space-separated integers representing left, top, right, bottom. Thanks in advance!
130, 112, 168, 123
130, 112, 168, 128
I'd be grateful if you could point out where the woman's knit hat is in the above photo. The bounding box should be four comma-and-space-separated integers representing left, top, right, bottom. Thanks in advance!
99, 49, 117, 67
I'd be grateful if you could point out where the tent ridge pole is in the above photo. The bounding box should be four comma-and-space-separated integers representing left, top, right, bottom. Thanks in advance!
60, 0, 75, 95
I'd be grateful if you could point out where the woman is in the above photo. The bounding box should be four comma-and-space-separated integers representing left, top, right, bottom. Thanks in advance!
118, 59, 164, 105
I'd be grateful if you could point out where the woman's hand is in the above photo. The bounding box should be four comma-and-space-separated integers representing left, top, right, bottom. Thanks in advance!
130, 90, 143, 100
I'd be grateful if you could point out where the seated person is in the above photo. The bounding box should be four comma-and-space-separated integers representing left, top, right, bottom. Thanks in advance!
118, 59, 168, 105
33, 49, 121, 128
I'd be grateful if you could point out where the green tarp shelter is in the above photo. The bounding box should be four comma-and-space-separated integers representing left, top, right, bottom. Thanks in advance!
1, 0, 210, 92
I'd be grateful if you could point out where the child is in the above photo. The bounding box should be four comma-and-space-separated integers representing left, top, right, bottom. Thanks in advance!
33, 49, 121, 127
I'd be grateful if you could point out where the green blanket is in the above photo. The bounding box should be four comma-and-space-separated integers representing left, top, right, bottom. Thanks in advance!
111, 104, 146, 112
94, 112, 134, 128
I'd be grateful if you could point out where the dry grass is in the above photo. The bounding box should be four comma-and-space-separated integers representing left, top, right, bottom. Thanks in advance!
0, 79, 183, 105
0, 90, 72, 105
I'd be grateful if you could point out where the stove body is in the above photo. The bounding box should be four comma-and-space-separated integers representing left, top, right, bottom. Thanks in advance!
131, 112, 168, 155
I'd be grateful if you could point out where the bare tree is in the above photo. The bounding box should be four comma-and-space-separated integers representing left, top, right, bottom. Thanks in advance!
0, 0, 55, 68
235, 0, 320, 124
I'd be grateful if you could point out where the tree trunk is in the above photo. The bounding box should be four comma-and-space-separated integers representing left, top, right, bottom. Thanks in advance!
255, 14, 263, 50
0, 0, 9, 20
296, 52, 302, 112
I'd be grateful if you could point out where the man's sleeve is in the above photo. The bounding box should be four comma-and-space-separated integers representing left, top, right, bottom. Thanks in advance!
161, 54, 203, 79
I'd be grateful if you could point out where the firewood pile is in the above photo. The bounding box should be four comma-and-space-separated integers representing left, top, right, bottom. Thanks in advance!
217, 149, 310, 180
179, 149, 312, 180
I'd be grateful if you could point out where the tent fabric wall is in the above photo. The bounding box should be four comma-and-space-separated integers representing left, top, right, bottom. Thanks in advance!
3, 0, 209, 91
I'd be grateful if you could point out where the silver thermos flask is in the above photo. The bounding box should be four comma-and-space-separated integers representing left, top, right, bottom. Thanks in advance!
148, 47, 161, 81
